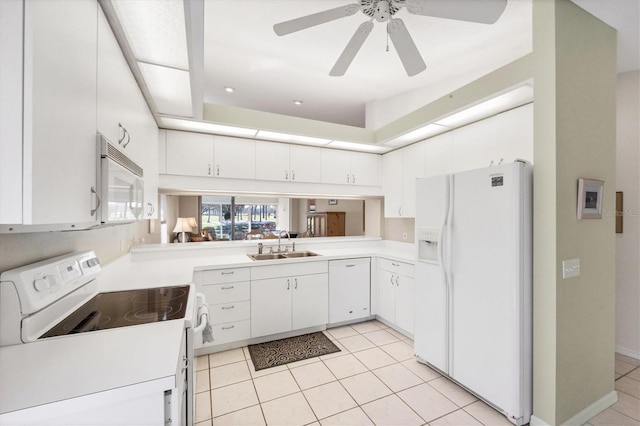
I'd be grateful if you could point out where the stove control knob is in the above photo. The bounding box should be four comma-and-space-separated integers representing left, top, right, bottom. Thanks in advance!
33, 276, 55, 292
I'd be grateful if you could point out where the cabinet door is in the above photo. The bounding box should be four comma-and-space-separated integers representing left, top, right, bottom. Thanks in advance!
452, 117, 498, 173
292, 274, 328, 330
329, 259, 370, 323
395, 274, 415, 334
290, 145, 321, 183
326, 212, 345, 237
401, 142, 426, 218
382, 150, 403, 217
213, 136, 255, 179
321, 149, 351, 185
255, 141, 290, 181
97, 7, 138, 162
139, 101, 158, 218
377, 270, 396, 323
165, 130, 213, 177
24, 0, 98, 225
350, 152, 379, 186
251, 278, 291, 337
424, 132, 453, 177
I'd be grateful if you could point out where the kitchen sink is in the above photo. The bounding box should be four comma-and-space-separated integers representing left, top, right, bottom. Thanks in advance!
283, 251, 319, 258
247, 253, 287, 261
247, 251, 320, 261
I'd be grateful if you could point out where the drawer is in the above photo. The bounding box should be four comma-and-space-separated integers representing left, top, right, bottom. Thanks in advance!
378, 257, 414, 277
202, 267, 250, 285
211, 320, 251, 345
210, 301, 250, 325
203, 281, 250, 304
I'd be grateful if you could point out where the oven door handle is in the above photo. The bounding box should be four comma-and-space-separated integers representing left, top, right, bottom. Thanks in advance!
193, 292, 210, 334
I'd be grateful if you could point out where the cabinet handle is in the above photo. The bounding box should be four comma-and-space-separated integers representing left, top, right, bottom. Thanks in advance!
90, 186, 101, 217
118, 123, 126, 145
221, 286, 234, 290
221, 305, 235, 310
396, 276, 400, 286
390, 275, 394, 286
346, 174, 350, 184
123, 128, 131, 148
294, 278, 298, 289
391, 262, 399, 267
346, 264, 355, 268
221, 271, 235, 275
216, 165, 220, 176
287, 278, 290, 290
147, 202, 154, 217
352, 174, 355, 184
222, 325, 235, 330
291, 170, 295, 180
208, 164, 212, 175
285, 169, 288, 180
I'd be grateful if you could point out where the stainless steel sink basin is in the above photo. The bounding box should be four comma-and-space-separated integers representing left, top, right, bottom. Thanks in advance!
283, 251, 319, 258
247, 253, 287, 261
247, 251, 320, 261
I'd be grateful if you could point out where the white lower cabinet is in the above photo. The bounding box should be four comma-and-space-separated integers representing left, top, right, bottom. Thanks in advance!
251, 262, 328, 338
328, 258, 371, 324
195, 267, 251, 347
377, 258, 415, 334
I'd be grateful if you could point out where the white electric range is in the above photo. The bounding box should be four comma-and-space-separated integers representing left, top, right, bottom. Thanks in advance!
0, 251, 210, 425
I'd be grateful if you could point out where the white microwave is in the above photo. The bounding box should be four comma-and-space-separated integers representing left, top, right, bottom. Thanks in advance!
96, 134, 144, 224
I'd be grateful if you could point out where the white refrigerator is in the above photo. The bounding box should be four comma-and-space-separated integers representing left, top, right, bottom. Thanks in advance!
414, 161, 532, 426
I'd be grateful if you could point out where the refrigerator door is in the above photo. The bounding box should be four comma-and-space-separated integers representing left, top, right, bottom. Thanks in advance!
449, 162, 531, 423
414, 175, 450, 373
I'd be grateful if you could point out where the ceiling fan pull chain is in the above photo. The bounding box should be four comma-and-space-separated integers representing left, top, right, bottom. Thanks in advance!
386, 21, 390, 52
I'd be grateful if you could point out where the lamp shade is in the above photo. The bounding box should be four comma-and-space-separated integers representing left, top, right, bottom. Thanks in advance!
187, 217, 198, 228
173, 217, 193, 233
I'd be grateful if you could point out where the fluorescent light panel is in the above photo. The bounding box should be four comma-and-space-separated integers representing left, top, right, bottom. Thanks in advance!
112, 0, 189, 70
384, 124, 449, 147
256, 131, 331, 146
435, 86, 533, 127
138, 63, 192, 116
160, 117, 258, 137
328, 141, 389, 153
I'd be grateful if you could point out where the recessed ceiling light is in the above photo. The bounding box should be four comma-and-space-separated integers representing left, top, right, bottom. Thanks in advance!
293, 100, 303, 105
224, 86, 235, 93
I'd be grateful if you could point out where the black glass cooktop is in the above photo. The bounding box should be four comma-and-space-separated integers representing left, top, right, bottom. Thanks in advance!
40, 285, 190, 339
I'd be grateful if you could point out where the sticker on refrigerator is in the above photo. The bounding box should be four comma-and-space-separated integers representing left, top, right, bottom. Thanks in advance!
491, 176, 504, 187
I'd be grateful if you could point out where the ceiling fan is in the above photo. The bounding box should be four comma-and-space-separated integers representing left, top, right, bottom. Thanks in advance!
273, 0, 508, 77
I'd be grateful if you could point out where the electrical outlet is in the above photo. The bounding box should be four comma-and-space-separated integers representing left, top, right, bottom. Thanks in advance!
562, 258, 580, 279
402, 232, 408, 240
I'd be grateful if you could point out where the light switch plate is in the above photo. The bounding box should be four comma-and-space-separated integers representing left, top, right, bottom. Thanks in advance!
562, 258, 580, 279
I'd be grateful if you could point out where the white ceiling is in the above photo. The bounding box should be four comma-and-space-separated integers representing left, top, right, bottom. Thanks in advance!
198, 0, 639, 129
109, 0, 639, 132
202, 0, 533, 128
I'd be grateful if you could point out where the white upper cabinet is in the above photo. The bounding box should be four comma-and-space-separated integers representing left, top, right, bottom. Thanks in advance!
452, 103, 533, 173
255, 141, 290, 181
321, 150, 379, 186
383, 142, 425, 218
213, 136, 255, 180
97, 6, 140, 163
1, 0, 98, 227
423, 132, 453, 177
165, 130, 214, 177
139, 100, 159, 219
254, 141, 322, 183
290, 145, 322, 183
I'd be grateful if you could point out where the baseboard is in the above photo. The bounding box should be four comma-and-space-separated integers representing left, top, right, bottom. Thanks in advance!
529, 391, 618, 426
616, 344, 640, 360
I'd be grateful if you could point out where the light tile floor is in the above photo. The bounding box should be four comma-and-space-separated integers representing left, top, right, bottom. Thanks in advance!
194, 320, 640, 426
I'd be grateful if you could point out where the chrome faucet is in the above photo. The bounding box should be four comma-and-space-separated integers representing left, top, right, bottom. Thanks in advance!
278, 230, 291, 253
258, 242, 263, 254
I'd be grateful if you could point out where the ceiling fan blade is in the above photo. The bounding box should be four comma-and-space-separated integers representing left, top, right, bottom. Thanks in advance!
405, 0, 507, 24
274, 4, 360, 36
387, 18, 426, 76
330, 21, 374, 76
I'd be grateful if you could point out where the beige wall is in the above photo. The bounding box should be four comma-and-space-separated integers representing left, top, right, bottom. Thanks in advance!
0, 220, 158, 272
533, 1, 617, 424
615, 70, 640, 358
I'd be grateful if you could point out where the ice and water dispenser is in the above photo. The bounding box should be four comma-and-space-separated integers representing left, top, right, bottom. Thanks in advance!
417, 227, 440, 263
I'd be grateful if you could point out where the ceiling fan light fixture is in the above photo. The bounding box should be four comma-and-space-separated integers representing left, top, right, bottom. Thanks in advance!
224, 86, 235, 93
293, 100, 303, 105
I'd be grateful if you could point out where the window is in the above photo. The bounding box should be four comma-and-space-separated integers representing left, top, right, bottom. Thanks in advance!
201, 196, 279, 241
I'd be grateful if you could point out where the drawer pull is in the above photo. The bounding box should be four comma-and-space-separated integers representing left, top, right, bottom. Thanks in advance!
221, 271, 235, 275
346, 264, 356, 268
221, 325, 235, 330
221, 286, 235, 290
391, 262, 400, 267
221, 305, 235, 310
